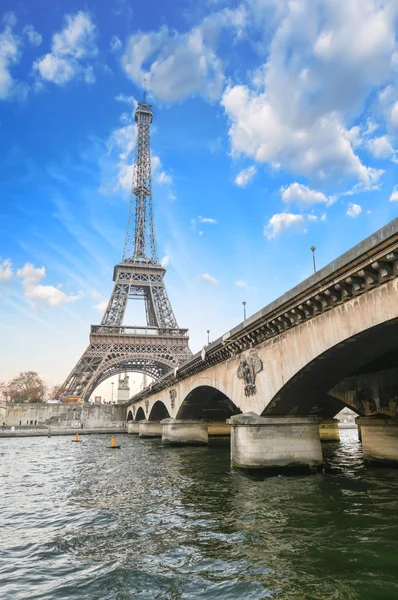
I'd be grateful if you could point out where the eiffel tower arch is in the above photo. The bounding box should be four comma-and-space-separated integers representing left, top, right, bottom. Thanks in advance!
58, 92, 192, 402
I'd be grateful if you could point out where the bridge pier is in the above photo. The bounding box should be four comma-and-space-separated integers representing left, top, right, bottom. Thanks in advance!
161, 419, 208, 446
207, 421, 230, 436
356, 417, 398, 465
319, 418, 340, 442
229, 413, 323, 471
127, 422, 140, 434
139, 420, 162, 438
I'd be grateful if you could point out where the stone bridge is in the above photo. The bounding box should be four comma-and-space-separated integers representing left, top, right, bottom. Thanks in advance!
126, 219, 398, 469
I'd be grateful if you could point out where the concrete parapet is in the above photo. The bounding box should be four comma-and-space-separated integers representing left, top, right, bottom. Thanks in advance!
356, 417, 398, 464
319, 418, 340, 442
139, 420, 162, 438
161, 418, 208, 446
207, 421, 230, 436
228, 412, 323, 471
127, 422, 140, 434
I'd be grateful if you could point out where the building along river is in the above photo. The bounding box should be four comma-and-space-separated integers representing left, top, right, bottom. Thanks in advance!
1, 429, 398, 599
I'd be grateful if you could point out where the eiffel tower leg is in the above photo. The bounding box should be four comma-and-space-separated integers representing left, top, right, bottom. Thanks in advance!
57, 344, 103, 400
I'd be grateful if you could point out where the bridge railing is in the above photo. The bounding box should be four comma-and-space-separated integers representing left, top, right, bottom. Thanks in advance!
91, 325, 189, 337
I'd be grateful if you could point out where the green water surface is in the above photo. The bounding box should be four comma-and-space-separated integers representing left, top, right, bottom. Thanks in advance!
1, 429, 398, 599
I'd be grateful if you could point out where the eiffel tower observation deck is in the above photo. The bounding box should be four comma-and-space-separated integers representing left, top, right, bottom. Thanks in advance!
58, 93, 192, 402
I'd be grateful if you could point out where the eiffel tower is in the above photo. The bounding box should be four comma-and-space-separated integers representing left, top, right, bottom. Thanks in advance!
58, 93, 192, 402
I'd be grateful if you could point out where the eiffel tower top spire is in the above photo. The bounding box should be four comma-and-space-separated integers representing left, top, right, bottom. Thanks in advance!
122, 86, 158, 264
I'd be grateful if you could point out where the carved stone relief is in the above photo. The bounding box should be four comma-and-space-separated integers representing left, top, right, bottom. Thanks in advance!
169, 388, 177, 410
237, 354, 263, 396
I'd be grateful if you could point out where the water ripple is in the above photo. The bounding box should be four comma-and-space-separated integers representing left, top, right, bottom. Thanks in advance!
1, 431, 398, 599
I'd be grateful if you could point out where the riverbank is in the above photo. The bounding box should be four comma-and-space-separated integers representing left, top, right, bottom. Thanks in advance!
0, 427, 127, 438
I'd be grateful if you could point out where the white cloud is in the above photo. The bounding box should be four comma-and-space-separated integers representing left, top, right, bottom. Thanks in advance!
152, 155, 173, 186
201, 273, 218, 285
391, 101, 398, 127
389, 186, 398, 202
222, 85, 381, 187
346, 203, 362, 218
34, 54, 75, 85
115, 93, 136, 106
191, 215, 218, 228
100, 120, 136, 193
94, 300, 108, 314
34, 11, 97, 86
281, 183, 335, 207
17, 263, 45, 286
156, 170, 173, 185
235, 279, 248, 288
161, 255, 170, 267
0, 258, 13, 282
110, 35, 122, 53
234, 165, 256, 187
366, 134, 395, 159
122, 7, 246, 102
0, 17, 27, 101
23, 24, 42, 46
222, 0, 398, 187
198, 216, 217, 224
84, 66, 95, 84
264, 213, 306, 239
17, 263, 82, 307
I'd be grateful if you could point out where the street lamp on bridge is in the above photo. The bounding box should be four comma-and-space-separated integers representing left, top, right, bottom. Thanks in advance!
310, 246, 317, 274
242, 301, 247, 321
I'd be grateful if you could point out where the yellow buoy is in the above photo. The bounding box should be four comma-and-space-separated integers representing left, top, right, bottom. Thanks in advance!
109, 436, 121, 449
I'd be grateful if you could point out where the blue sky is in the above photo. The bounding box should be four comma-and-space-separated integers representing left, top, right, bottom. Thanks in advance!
1, 0, 397, 397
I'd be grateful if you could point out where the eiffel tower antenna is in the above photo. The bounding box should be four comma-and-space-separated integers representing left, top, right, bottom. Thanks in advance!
57, 91, 191, 402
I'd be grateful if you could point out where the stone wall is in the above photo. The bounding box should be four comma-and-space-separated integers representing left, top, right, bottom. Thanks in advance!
0, 403, 126, 429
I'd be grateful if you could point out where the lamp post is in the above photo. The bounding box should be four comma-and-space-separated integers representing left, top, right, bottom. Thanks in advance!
111, 381, 114, 403
310, 246, 317, 274
242, 301, 247, 321
207, 329, 210, 344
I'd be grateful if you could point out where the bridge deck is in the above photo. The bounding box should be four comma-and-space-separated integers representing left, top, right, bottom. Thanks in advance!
127, 218, 398, 405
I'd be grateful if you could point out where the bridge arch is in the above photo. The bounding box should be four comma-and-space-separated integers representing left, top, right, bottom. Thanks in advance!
135, 407, 146, 421
177, 385, 240, 420
127, 410, 134, 421
263, 312, 398, 418
148, 400, 170, 421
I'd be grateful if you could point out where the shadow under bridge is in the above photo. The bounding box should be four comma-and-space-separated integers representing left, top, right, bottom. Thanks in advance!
176, 385, 241, 421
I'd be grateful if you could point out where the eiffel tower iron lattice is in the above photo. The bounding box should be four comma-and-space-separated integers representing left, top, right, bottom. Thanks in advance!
58, 94, 192, 402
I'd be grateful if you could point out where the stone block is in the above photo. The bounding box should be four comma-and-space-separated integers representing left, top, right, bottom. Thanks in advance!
357, 417, 398, 464
127, 422, 140, 434
161, 419, 208, 445
228, 412, 323, 471
207, 421, 230, 436
139, 420, 162, 438
319, 418, 340, 442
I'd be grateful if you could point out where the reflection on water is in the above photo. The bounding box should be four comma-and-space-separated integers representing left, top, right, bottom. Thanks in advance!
1, 430, 398, 599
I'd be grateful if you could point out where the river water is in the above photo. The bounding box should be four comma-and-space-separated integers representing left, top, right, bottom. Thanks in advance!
1, 429, 398, 599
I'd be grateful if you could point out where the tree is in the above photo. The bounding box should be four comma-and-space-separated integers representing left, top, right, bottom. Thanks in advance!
0, 372, 47, 403
48, 384, 62, 401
